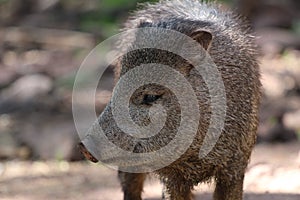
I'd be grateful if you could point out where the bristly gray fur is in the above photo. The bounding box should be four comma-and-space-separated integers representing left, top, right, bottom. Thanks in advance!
80, 1, 262, 200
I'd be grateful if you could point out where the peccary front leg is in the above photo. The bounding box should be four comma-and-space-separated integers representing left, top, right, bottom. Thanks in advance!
213, 171, 245, 200
118, 171, 146, 200
162, 178, 194, 200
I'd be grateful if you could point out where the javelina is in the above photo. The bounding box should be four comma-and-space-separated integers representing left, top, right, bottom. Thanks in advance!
78, 0, 261, 200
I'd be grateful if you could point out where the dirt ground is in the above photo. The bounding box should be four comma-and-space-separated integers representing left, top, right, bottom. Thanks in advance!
0, 142, 299, 200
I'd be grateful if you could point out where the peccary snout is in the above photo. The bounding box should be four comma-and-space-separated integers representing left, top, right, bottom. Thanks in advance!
78, 142, 98, 163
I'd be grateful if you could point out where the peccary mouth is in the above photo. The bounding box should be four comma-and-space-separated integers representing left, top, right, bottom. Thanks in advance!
78, 139, 160, 168
78, 142, 98, 163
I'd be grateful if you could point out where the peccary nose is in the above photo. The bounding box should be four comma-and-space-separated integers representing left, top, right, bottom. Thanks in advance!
78, 142, 98, 163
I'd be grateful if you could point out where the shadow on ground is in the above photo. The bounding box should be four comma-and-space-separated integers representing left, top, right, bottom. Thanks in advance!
0, 142, 299, 200
146, 193, 300, 200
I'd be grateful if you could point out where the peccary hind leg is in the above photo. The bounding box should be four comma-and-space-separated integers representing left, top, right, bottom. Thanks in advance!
213, 171, 245, 200
118, 171, 146, 200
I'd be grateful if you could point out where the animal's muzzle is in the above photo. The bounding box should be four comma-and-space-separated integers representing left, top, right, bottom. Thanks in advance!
78, 142, 98, 163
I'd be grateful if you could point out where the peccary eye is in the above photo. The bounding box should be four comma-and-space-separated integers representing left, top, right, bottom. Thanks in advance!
142, 94, 162, 105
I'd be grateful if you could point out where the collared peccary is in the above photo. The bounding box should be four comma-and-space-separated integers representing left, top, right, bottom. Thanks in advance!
78, 0, 261, 200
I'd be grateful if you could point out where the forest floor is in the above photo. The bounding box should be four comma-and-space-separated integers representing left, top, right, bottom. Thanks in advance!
0, 142, 299, 200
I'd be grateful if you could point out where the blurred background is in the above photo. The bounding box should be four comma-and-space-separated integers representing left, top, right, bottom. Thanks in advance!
0, 0, 299, 199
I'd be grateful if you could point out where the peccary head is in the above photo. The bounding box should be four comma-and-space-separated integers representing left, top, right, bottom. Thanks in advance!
79, 26, 216, 172
79, 1, 260, 173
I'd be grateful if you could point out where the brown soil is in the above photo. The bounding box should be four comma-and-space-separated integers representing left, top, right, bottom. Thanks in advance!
0, 142, 299, 200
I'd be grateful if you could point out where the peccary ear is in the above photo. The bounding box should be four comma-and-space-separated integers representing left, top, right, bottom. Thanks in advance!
190, 29, 213, 51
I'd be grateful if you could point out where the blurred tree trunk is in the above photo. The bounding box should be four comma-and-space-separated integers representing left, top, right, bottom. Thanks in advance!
234, 0, 259, 18
234, 0, 299, 29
